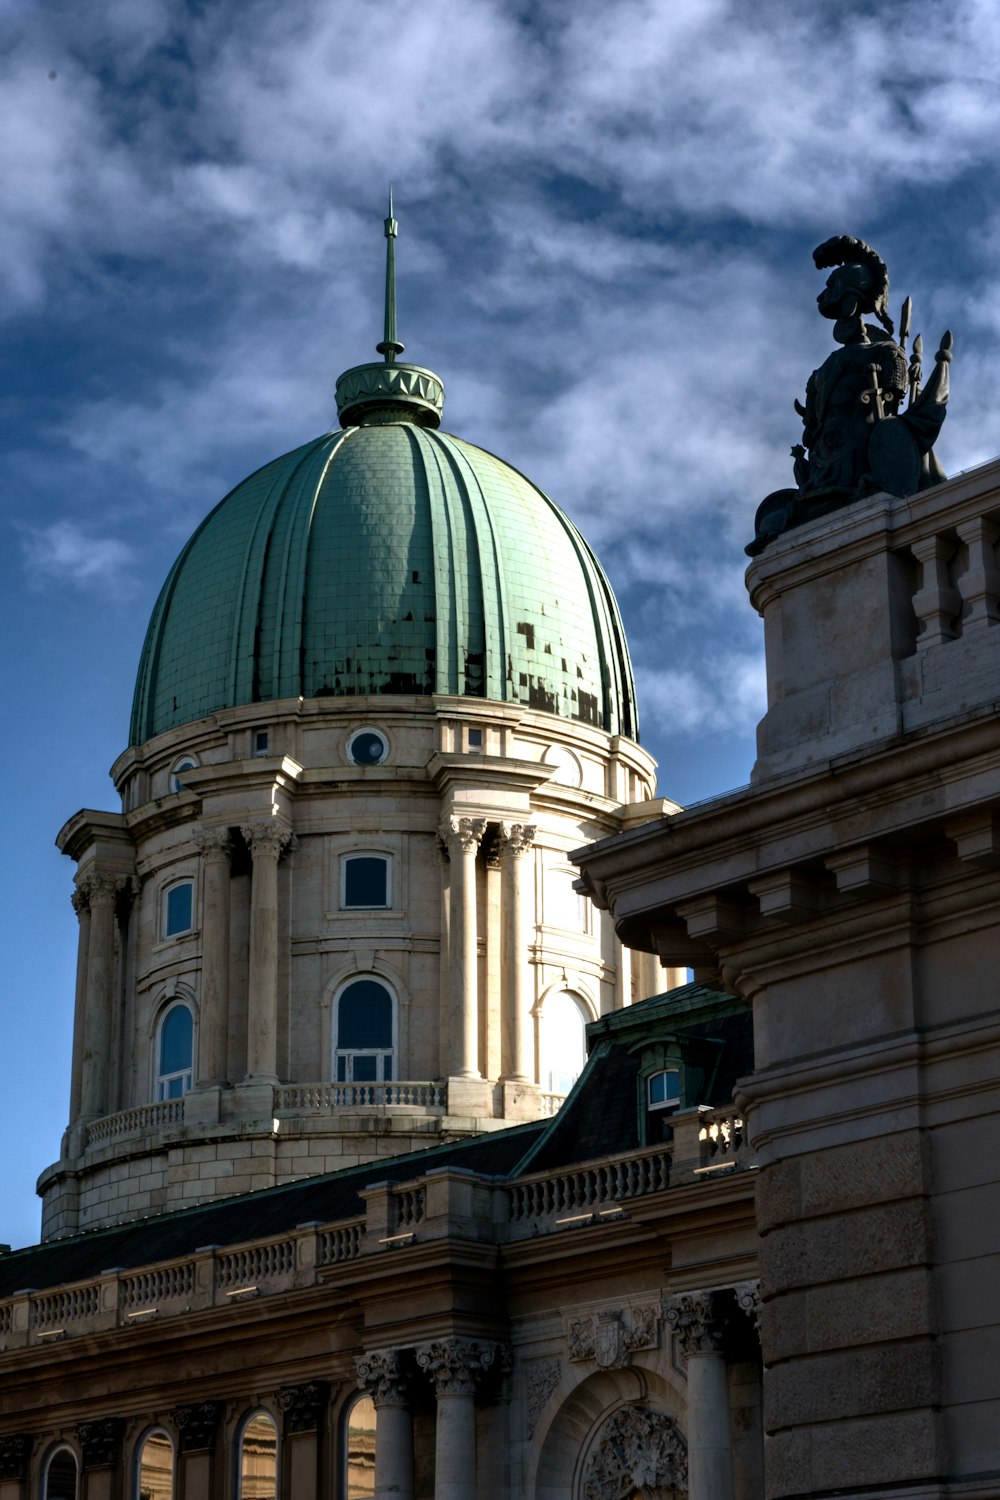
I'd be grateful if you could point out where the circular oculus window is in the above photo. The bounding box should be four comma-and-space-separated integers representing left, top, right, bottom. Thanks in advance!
170, 755, 199, 793
347, 728, 389, 766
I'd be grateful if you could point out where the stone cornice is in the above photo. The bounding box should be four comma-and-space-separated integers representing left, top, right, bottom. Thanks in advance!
56, 808, 134, 864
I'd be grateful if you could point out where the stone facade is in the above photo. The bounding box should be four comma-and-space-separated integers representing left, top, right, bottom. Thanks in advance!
43, 695, 672, 1238
576, 456, 1000, 1499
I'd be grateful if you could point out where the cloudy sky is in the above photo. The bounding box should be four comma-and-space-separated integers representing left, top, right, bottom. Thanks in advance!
3, 0, 1000, 1246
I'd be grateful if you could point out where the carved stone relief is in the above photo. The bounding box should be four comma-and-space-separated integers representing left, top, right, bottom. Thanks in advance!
569, 1305, 660, 1369
172, 1401, 223, 1452
524, 1356, 560, 1436
276, 1379, 330, 1433
582, 1404, 687, 1500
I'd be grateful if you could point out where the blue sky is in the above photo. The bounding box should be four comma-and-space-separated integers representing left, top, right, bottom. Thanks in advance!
4, 0, 1000, 1247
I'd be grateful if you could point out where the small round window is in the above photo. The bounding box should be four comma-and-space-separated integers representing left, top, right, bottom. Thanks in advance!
170, 755, 199, 793
347, 729, 388, 766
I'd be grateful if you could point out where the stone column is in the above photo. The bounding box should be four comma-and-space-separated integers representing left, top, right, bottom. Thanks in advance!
439, 818, 486, 1078
193, 827, 232, 1087
172, 1401, 223, 1500
665, 1292, 735, 1500
416, 1338, 499, 1500
68, 884, 92, 1126
240, 820, 292, 1083
78, 874, 124, 1120
277, 1380, 329, 1500
497, 822, 536, 1082
356, 1349, 414, 1500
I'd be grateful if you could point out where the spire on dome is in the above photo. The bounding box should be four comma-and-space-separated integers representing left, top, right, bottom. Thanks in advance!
375, 185, 405, 364
334, 193, 445, 430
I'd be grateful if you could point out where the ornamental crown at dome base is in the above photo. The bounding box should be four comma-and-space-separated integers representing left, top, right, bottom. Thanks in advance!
335, 361, 445, 428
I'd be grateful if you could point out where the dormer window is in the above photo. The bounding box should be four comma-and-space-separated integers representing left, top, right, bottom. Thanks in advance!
648, 1069, 681, 1112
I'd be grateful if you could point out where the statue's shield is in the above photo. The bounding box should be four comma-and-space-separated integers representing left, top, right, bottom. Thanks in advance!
868, 416, 922, 498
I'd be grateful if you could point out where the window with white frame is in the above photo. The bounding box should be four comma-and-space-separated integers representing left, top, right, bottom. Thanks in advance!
42, 1447, 79, 1500
237, 1410, 278, 1500
134, 1428, 174, 1500
342, 1393, 377, 1499
156, 1002, 194, 1101
163, 880, 194, 938
341, 853, 390, 909
334, 979, 394, 1082
647, 1069, 681, 1111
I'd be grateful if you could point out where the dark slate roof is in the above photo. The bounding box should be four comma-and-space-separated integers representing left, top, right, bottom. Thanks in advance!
0, 1123, 545, 1298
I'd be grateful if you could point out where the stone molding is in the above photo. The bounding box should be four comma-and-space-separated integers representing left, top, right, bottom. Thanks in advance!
76, 1417, 125, 1470
569, 1305, 659, 1368
356, 1348, 410, 1408
663, 1291, 725, 1356
415, 1336, 500, 1397
582, 1404, 688, 1500
438, 816, 487, 856
0, 1436, 31, 1483
240, 820, 293, 859
194, 826, 233, 863
171, 1400, 223, 1452
524, 1357, 561, 1436
497, 821, 537, 858
276, 1379, 330, 1433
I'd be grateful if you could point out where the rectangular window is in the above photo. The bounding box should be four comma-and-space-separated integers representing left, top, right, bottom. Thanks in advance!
467, 727, 483, 749
164, 882, 193, 937
253, 728, 269, 756
343, 855, 390, 909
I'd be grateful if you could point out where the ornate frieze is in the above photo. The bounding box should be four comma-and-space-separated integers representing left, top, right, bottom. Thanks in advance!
415, 1336, 499, 1397
582, 1405, 688, 1500
276, 1379, 330, 1433
569, 1305, 659, 1368
524, 1357, 560, 1436
0, 1435, 31, 1482
356, 1348, 409, 1408
663, 1291, 725, 1356
76, 1417, 125, 1470
172, 1400, 223, 1452
438, 816, 487, 856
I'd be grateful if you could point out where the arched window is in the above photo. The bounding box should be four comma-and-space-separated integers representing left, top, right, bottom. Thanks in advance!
156, 1003, 194, 1100
42, 1446, 79, 1500
335, 979, 394, 1083
342, 1394, 376, 1499
134, 1428, 174, 1500
342, 854, 390, 909
237, 1410, 278, 1500
540, 990, 590, 1095
170, 754, 199, 793
163, 880, 194, 938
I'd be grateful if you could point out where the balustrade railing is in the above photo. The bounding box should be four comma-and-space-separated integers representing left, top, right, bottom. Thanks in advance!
85, 1100, 185, 1149
697, 1108, 749, 1169
505, 1145, 672, 1233
274, 1081, 447, 1112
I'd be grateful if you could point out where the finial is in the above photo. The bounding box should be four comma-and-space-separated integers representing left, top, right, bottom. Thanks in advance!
376, 184, 405, 364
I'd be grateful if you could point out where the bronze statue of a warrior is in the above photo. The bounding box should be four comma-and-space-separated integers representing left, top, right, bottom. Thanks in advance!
748, 237, 953, 556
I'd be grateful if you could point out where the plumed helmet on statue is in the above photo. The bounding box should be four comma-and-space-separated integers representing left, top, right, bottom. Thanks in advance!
813, 235, 894, 336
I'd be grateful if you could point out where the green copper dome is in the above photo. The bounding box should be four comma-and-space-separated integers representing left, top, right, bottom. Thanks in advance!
130, 421, 639, 745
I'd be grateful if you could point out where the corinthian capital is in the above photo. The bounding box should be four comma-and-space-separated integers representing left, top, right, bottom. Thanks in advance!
77, 872, 133, 909
415, 1337, 499, 1397
438, 816, 487, 856
71, 885, 90, 917
663, 1291, 726, 1355
355, 1348, 409, 1408
497, 822, 536, 859
194, 826, 233, 863
240, 820, 293, 859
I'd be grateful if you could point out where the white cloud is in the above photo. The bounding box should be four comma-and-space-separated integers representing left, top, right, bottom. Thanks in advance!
636, 646, 766, 739
20, 521, 137, 593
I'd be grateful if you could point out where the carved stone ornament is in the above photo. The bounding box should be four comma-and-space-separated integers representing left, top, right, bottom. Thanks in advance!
76, 1417, 126, 1470
582, 1405, 688, 1500
71, 885, 89, 917
525, 1357, 560, 1437
76, 872, 133, 909
497, 822, 537, 859
171, 1401, 223, 1452
193, 826, 233, 863
438, 816, 487, 856
0, 1436, 31, 1483
663, 1292, 725, 1357
356, 1348, 409, 1408
276, 1379, 330, 1433
734, 1279, 760, 1332
415, 1337, 499, 1397
570, 1306, 659, 1368
240, 820, 293, 859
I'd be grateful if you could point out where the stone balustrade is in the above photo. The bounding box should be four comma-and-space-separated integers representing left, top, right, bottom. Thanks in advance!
85, 1100, 185, 1149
